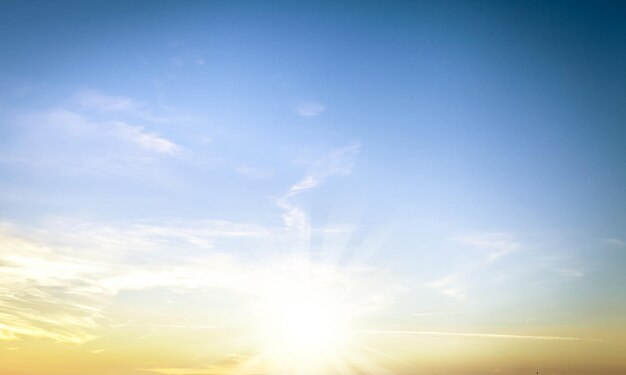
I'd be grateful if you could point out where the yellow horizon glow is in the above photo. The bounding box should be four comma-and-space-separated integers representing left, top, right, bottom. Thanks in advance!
1, 228, 625, 375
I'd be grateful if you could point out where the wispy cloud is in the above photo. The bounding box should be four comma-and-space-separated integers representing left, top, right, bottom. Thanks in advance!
0, 219, 268, 343
424, 274, 465, 300
532, 254, 585, 284
111, 121, 178, 154
425, 233, 520, 300
452, 232, 520, 262
72, 90, 140, 112
167, 54, 208, 70
356, 330, 604, 342
142, 366, 233, 375
297, 101, 325, 117
3, 91, 184, 182
552, 268, 583, 278
411, 311, 459, 317
0, 228, 109, 343
71, 89, 189, 123
45, 108, 179, 155
0, 217, 384, 345
277, 143, 360, 233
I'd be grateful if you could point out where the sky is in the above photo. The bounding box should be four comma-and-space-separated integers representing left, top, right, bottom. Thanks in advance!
1, 1, 625, 374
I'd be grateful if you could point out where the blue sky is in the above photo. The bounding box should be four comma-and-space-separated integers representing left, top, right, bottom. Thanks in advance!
1, 1, 626, 374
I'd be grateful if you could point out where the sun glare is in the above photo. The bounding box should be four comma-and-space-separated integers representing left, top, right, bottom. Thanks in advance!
254, 268, 353, 373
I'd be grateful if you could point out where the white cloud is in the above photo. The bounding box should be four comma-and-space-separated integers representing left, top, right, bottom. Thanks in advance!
356, 330, 603, 342
453, 232, 520, 262
44, 108, 96, 135
297, 101, 325, 117
34, 105, 180, 155
0, 219, 272, 343
112, 122, 178, 154
553, 268, 583, 278
277, 143, 360, 233
0, 226, 112, 343
422, 233, 521, 300
424, 274, 465, 300
73, 90, 139, 112
284, 175, 320, 197
533, 254, 585, 283
3, 89, 194, 187
0, 218, 388, 345
141, 367, 224, 375
411, 311, 458, 317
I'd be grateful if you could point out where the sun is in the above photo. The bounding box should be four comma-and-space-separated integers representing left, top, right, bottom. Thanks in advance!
253, 267, 353, 373
266, 287, 347, 357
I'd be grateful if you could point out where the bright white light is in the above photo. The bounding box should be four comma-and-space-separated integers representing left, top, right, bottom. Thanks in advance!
270, 291, 346, 356
254, 268, 353, 373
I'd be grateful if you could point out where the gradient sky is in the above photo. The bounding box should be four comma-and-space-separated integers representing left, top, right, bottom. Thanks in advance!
1, 1, 626, 375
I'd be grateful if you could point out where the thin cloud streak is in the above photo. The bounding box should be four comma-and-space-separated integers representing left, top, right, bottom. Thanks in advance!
116, 324, 225, 329
6, 90, 183, 184
297, 101, 325, 117
355, 329, 604, 342
43, 108, 179, 155
452, 232, 520, 262
276, 143, 360, 234
72, 89, 189, 123
424, 274, 466, 300
72, 90, 140, 112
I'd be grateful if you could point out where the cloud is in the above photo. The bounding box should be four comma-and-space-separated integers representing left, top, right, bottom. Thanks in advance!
72, 90, 140, 112
71, 89, 189, 123
277, 143, 360, 233
112, 121, 178, 154
0, 228, 111, 343
531, 254, 585, 284
0, 218, 385, 345
285, 175, 320, 197
4, 93, 183, 181
553, 268, 583, 278
424, 274, 465, 300
74, 94, 182, 154
297, 101, 325, 117
289, 143, 360, 196
43, 108, 179, 155
0, 219, 271, 344
453, 232, 520, 262
142, 367, 233, 375
423, 233, 520, 300
356, 330, 603, 342
411, 311, 458, 317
